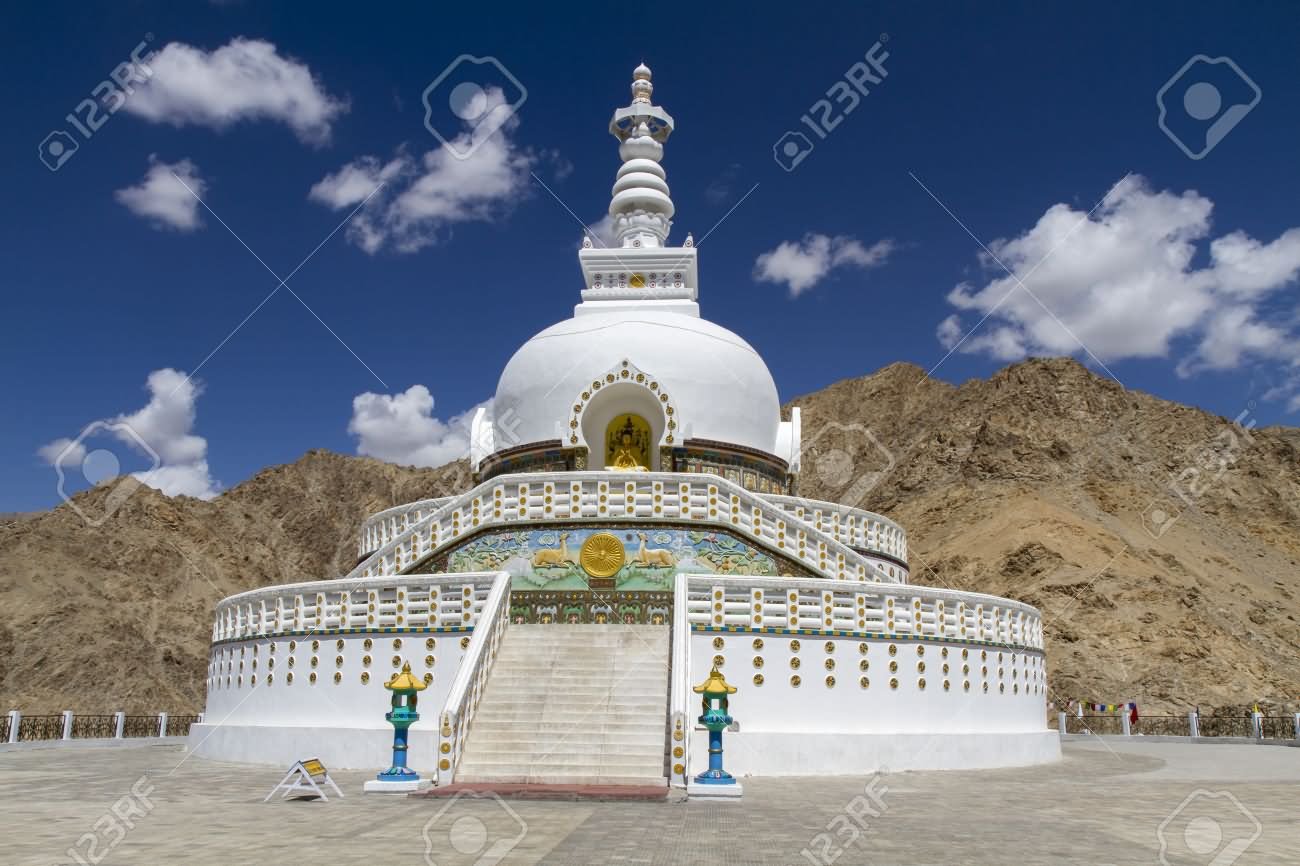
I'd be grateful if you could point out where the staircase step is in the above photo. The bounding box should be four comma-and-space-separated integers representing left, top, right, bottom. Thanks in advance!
476, 694, 668, 706
470, 712, 670, 728
461, 737, 665, 752
457, 625, 671, 786
456, 772, 668, 786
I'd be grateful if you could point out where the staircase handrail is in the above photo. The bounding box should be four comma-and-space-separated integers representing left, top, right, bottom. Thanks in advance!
668, 571, 696, 786
435, 570, 511, 785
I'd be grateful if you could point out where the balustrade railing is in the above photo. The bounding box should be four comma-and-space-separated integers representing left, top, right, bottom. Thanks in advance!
347, 472, 900, 586
358, 496, 459, 558
682, 574, 1043, 651
436, 571, 512, 786
209, 572, 503, 643
668, 572, 693, 786
764, 495, 907, 563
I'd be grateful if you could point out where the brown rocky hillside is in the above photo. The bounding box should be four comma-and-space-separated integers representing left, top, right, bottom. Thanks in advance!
1, 358, 1296, 716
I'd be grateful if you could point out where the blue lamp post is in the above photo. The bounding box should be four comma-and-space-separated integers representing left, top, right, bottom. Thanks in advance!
690, 665, 741, 794
363, 662, 429, 793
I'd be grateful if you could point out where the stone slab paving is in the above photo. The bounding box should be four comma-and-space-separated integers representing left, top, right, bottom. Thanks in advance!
0, 739, 1296, 865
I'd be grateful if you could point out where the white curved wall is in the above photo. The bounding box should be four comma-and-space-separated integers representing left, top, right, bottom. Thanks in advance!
493, 309, 782, 456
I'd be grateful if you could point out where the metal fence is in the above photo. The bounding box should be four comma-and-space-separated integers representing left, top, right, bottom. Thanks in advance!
16, 715, 65, 741
1065, 714, 1124, 735
121, 715, 162, 738
70, 714, 117, 739
1259, 716, 1296, 740
3, 711, 202, 743
1198, 715, 1255, 738
1056, 711, 1299, 740
168, 715, 202, 737
1134, 715, 1192, 737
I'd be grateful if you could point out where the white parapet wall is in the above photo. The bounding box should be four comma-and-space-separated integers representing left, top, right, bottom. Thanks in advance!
674, 574, 1058, 780
190, 572, 506, 771
192, 571, 1057, 776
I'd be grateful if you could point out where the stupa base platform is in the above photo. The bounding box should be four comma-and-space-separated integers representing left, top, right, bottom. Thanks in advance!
363, 778, 430, 794
414, 781, 669, 801
686, 780, 744, 799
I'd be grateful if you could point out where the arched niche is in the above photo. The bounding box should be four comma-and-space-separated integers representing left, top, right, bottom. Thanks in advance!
569, 360, 678, 471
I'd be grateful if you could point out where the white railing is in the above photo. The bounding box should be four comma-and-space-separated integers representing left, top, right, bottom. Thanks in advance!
683, 574, 1043, 651
209, 573, 501, 643
668, 572, 693, 787
347, 472, 899, 585
358, 496, 459, 558
764, 495, 908, 563
436, 571, 512, 785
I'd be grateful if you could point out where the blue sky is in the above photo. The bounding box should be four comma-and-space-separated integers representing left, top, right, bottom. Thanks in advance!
3, 2, 1299, 512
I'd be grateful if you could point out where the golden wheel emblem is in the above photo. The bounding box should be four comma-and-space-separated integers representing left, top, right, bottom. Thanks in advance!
580, 532, 626, 578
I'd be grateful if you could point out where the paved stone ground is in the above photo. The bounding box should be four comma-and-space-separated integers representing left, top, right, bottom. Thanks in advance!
1, 739, 1296, 865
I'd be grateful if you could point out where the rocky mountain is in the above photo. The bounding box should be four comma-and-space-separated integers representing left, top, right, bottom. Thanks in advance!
2, 358, 1296, 716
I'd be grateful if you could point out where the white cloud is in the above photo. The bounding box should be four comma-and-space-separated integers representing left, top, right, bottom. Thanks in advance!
938, 176, 1300, 389
37, 368, 220, 499
348, 385, 487, 467
754, 234, 895, 297
115, 155, 206, 231
582, 214, 617, 248
124, 37, 346, 144
310, 88, 534, 253
37, 437, 86, 466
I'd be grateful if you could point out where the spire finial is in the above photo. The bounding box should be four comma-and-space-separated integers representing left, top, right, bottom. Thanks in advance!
608, 63, 675, 248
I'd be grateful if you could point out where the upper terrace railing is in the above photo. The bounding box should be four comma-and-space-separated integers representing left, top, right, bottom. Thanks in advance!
358, 496, 458, 559
682, 574, 1043, 651
764, 495, 907, 563
348, 472, 900, 585
209, 572, 504, 643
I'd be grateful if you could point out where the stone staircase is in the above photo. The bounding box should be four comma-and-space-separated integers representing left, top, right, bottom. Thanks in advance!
455, 624, 671, 786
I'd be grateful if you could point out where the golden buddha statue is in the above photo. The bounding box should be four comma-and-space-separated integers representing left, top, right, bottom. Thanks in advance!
612, 431, 647, 470
607, 415, 650, 471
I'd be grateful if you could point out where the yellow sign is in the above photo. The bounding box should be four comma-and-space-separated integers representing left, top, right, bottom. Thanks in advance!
580, 532, 626, 578
301, 758, 327, 779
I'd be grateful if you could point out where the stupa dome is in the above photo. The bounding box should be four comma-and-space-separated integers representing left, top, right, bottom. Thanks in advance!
493, 305, 781, 458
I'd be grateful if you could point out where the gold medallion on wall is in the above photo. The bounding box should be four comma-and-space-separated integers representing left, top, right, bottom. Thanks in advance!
580, 532, 626, 580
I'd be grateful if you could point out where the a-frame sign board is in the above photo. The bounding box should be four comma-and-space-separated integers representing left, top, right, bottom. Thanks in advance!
263, 758, 345, 802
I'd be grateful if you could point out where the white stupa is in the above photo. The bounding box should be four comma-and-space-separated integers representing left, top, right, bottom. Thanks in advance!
190, 66, 1058, 786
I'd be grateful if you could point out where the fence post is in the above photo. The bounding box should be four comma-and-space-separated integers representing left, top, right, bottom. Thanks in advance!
1188, 711, 1199, 738
158, 712, 168, 738
114, 711, 125, 739
1251, 712, 1263, 739
1057, 712, 1066, 734
1121, 711, 1131, 736
6, 710, 19, 743
1292, 713, 1300, 741
61, 710, 74, 741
